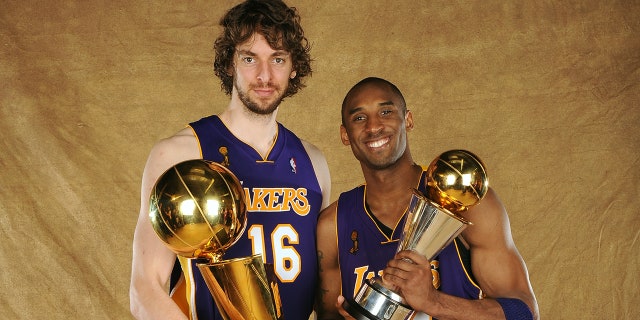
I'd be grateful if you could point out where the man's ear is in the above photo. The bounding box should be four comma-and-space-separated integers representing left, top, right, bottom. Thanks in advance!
290, 70, 297, 79
340, 125, 351, 146
405, 110, 414, 131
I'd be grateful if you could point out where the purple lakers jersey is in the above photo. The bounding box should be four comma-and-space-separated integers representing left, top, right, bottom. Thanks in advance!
336, 168, 483, 318
176, 115, 323, 320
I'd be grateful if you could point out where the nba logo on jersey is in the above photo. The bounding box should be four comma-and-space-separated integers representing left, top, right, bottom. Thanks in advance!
290, 157, 297, 173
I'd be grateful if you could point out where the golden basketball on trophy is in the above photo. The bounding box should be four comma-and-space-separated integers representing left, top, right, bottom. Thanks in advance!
425, 149, 489, 213
148, 159, 283, 320
148, 159, 247, 260
344, 150, 489, 320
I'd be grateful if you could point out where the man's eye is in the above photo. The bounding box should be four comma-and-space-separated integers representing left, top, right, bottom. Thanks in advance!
274, 57, 285, 64
381, 109, 397, 117
353, 115, 365, 122
242, 57, 254, 63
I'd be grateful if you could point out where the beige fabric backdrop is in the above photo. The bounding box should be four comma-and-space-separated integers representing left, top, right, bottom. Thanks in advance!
1, 1, 638, 319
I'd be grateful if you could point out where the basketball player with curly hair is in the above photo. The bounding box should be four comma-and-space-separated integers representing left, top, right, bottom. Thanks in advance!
130, 1, 330, 319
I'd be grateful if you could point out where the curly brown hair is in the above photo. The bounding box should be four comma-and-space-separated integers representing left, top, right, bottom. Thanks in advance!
213, 0, 312, 97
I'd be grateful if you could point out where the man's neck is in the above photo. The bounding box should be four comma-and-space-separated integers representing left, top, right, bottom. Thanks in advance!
363, 160, 423, 226
218, 107, 279, 158
364, 158, 421, 194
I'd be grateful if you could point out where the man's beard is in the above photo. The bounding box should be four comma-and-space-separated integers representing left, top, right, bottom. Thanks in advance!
235, 78, 286, 115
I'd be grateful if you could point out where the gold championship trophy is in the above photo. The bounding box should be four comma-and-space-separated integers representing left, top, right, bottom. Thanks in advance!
343, 150, 489, 320
148, 159, 284, 320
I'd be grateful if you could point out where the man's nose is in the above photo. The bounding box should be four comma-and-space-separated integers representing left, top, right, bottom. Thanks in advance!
256, 62, 272, 84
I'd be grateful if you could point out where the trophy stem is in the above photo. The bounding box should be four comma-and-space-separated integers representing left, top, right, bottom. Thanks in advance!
200, 269, 246, 319
197, 255, 283, 320
199, 251, 222, 263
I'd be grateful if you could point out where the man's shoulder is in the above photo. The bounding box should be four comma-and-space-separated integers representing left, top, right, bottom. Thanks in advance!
158, 127, 197, 147
342, 184, 365, 195
147, 128, 200, 167
336, 184, 365, 205
189, 114, 219, 127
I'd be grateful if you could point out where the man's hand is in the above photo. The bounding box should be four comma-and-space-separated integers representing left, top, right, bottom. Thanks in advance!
382, 250, 440, 310
335, 296, 356, 320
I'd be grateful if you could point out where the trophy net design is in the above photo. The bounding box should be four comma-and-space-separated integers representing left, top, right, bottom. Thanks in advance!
148, 159, 283, 320
343, 150, 489, 320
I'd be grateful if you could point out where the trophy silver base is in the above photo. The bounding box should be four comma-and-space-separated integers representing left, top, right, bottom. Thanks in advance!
343, 277, 412, 320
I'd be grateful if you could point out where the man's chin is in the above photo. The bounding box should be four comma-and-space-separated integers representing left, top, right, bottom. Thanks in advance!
245, 102, 279, 115
366, 161, 394, 171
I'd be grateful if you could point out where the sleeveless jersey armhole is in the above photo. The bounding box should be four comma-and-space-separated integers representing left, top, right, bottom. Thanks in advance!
454, 237, 480, 289
187, 124, 204, 158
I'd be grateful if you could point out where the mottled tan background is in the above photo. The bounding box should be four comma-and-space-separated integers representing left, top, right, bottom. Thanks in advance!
1, 1, 638, 319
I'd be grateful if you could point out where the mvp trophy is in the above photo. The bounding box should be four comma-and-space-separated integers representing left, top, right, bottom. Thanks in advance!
148, 159, 284, 320
343, 150, 489, 320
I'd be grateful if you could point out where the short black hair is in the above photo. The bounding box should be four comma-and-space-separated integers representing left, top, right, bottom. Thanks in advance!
341, 77, 407, 125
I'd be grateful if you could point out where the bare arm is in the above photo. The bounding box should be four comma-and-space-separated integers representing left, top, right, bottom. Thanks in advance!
302, 140, 331, 210
461, 187, 538, 318
129, 128, 201, 320
383, 188, 539, 319
315, 202, 344, 319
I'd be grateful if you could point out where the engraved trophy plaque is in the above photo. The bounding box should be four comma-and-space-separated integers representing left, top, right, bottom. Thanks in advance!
149, 159, 283, 319
343, 150, 489, 320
